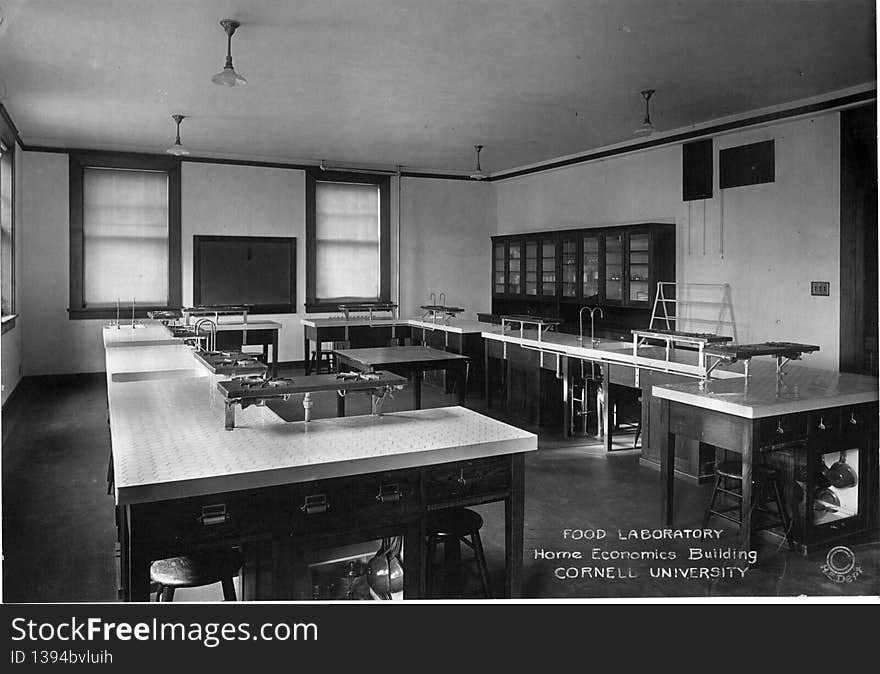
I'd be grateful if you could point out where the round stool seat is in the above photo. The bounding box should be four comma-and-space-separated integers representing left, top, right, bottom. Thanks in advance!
428, 508, 484, 538
150, 549, 242, 588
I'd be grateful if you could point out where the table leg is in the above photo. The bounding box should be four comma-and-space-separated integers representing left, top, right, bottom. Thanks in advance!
271, 331, 279, 377
484, 347, 491, 408
505, 453, 525, 598
740, 428, 755, 550
125, 511, 150, 602
602, 365, 612, 451
562, 356, 571, 439
456, 365, 467, 405
403, 518, 426, 599
224, 401, 236, 430
413, 370, 422, 409
336, 391, 345, 417
659, 399, 675, 526
303, 335, 311, 375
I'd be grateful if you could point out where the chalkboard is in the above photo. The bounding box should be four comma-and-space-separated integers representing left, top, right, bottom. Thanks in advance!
193, 235, 296, 313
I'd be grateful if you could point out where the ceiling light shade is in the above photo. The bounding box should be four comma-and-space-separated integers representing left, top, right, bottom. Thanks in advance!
633, 89, 655, 136
166, 114, 191, 156
212, 19, 247, 86
470, 145, 486, 180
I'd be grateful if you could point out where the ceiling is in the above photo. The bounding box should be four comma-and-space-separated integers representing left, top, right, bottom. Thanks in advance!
0, 0, 875, 174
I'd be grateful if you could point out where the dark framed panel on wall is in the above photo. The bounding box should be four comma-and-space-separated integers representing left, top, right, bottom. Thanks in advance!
193, 235, 297, 314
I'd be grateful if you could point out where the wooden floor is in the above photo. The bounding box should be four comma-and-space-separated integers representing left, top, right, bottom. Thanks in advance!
2, 371, 878, 601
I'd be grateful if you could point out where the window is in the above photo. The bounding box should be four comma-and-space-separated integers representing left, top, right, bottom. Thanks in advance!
305, 170, 390, 312
1, 137, 14, 330
69, 153, 181, 319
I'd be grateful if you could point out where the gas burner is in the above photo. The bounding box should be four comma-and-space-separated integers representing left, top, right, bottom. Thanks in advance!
235, 358, 259, 366
263, 377, 296, 388
336, 371, 379, 381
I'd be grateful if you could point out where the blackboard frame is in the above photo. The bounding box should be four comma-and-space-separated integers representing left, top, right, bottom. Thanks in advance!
193, 235, 296, 314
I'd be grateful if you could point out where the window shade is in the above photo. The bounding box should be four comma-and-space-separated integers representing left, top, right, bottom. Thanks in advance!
314, 181, 380, 300
82, 167, 169, 306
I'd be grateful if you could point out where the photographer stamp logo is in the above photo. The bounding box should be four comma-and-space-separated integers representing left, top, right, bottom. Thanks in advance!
820, 546, 861, 583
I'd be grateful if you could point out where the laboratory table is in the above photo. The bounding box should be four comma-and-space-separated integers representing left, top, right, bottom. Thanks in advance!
333, 346, 471, 409
652, 363, 879, 552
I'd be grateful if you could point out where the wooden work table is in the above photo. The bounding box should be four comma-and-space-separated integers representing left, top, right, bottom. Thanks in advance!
652, 362, 878, 553
104, 331, 536, 601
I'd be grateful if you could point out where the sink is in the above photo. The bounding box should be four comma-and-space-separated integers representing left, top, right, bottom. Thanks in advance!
111, 368, 208, 383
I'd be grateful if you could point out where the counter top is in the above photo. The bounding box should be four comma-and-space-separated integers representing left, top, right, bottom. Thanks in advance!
301, 315, 500, 335
109, 377, 536, 505
104, 343, 215, 382
651, 361, 879, 418
102, 320, 182, 348
481, 328, 744, 380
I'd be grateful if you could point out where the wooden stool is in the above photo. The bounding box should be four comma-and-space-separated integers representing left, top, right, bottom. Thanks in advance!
703, 460, 793, 548
426, 508, 492, 598
150, 549, 243, 602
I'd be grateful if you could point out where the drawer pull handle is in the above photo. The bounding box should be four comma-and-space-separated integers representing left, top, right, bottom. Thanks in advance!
198, 504, 228, 526
376, 483, 401, 503
818, 417, 826, 431
457, 469, 483, 486
301, 494, 330, 515
776, 421, 785, 435
849, 413, 857, 426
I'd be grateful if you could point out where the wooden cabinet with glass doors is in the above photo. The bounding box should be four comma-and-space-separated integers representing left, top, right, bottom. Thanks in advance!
490, 223, 674, 316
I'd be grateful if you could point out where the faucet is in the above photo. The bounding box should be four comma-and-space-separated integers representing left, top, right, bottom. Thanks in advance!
578, 306, 603, 346
429, 292, 436, 307
439, 292, 446, 308
194, 318, 217, 352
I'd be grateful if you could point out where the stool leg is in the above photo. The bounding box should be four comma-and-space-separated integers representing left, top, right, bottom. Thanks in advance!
771, 477, 794, 550
703, 473, 722, 528
470, 531, 493, 599
445, 536, 462, 596
160, 586, 175, 602
221, 577, 237, 601
425, 538, 437, 598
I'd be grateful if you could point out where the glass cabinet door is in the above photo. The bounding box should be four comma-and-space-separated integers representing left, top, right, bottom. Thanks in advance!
493, 242, 506, 295
508, 242, 522, 295
604, 233, 624, 302
561, 238, 577, 298
524, 241, 538, 296
582, 234, 600, 301
628, 233, 650, 304
540, 240, 557, 296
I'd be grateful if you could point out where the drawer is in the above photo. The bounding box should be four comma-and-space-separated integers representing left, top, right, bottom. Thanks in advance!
347, 469, 421, 526
424, 456, 511, 507
286, 479, 353, 536
839, 404, 872, 442
133, 486, 286, 548
757, 413, 808, 448
808, 408, 841, 439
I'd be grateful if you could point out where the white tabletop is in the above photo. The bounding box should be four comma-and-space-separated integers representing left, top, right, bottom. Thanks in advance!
109, 377, 537, 505
651, 361, 879, 418
481, 328, 744, 380
301, 316, 500, 335
102, 320, 180, 347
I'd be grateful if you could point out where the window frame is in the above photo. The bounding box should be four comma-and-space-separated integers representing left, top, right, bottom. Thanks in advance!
68, 152, 181, 320
0, 135, 15, 334
304, 169, 390, 313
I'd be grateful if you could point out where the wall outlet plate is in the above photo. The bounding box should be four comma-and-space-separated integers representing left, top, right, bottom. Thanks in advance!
811, 281, 830, 296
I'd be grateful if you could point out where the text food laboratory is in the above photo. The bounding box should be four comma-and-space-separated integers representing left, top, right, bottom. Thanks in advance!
0, 1, 877, 602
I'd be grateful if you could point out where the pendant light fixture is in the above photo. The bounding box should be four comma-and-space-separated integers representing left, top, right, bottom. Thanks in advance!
633, 89, 655, 136
211, 19, 247, 86
470, 145, 486, 180
166, 114, 190, 156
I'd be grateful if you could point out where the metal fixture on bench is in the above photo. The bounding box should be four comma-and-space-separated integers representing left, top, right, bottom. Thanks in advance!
165, 114, 191, 156
578, 306, 603, 346
194, 317, 218, 352
211, 19, 247, 86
